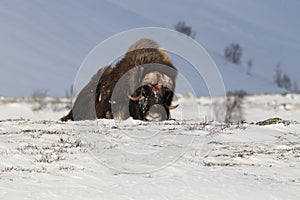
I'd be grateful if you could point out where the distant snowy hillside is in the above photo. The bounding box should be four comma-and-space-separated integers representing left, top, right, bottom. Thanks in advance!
0, 0, 155, 97
0, 0, 299, 97
109, 0, 300, 82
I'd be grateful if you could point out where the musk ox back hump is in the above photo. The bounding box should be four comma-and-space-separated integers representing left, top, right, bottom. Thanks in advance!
125, 38, 174, 70
127, 38, 160, 52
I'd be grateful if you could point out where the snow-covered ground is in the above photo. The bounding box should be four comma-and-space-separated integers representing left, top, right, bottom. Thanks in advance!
0, 94, 299, 199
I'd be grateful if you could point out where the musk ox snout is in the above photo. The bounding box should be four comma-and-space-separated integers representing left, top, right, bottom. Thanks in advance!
145, 104, 168, 122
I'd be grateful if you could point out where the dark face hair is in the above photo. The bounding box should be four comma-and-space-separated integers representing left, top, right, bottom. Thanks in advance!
129, 84, 174, 121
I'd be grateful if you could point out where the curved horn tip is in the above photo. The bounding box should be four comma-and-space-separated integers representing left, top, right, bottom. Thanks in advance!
168, 104, 179, 110
128, 95, 141, 101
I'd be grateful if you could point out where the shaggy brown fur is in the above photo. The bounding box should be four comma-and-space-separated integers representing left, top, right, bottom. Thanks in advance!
61, 38, 177, 121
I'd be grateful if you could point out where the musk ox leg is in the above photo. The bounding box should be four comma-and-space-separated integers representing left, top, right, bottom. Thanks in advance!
60, 110, 73, 122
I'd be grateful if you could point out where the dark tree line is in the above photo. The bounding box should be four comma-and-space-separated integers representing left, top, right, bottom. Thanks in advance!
174, 21, 196, 39
224, 43, 242, 65
274, 63, 299, 93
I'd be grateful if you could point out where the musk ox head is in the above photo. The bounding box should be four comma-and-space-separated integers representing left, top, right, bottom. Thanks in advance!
128, 83, 178, 121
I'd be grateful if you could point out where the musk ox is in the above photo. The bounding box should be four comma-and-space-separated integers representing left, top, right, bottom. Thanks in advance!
60, 38, 178, 122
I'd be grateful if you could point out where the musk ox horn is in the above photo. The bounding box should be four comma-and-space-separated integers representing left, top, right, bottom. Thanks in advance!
128, 95, 141, 101
168, 104, 179, 110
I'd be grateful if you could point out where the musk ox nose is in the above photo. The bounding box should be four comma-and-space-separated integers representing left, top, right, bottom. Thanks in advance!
145, 104, 168, 122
